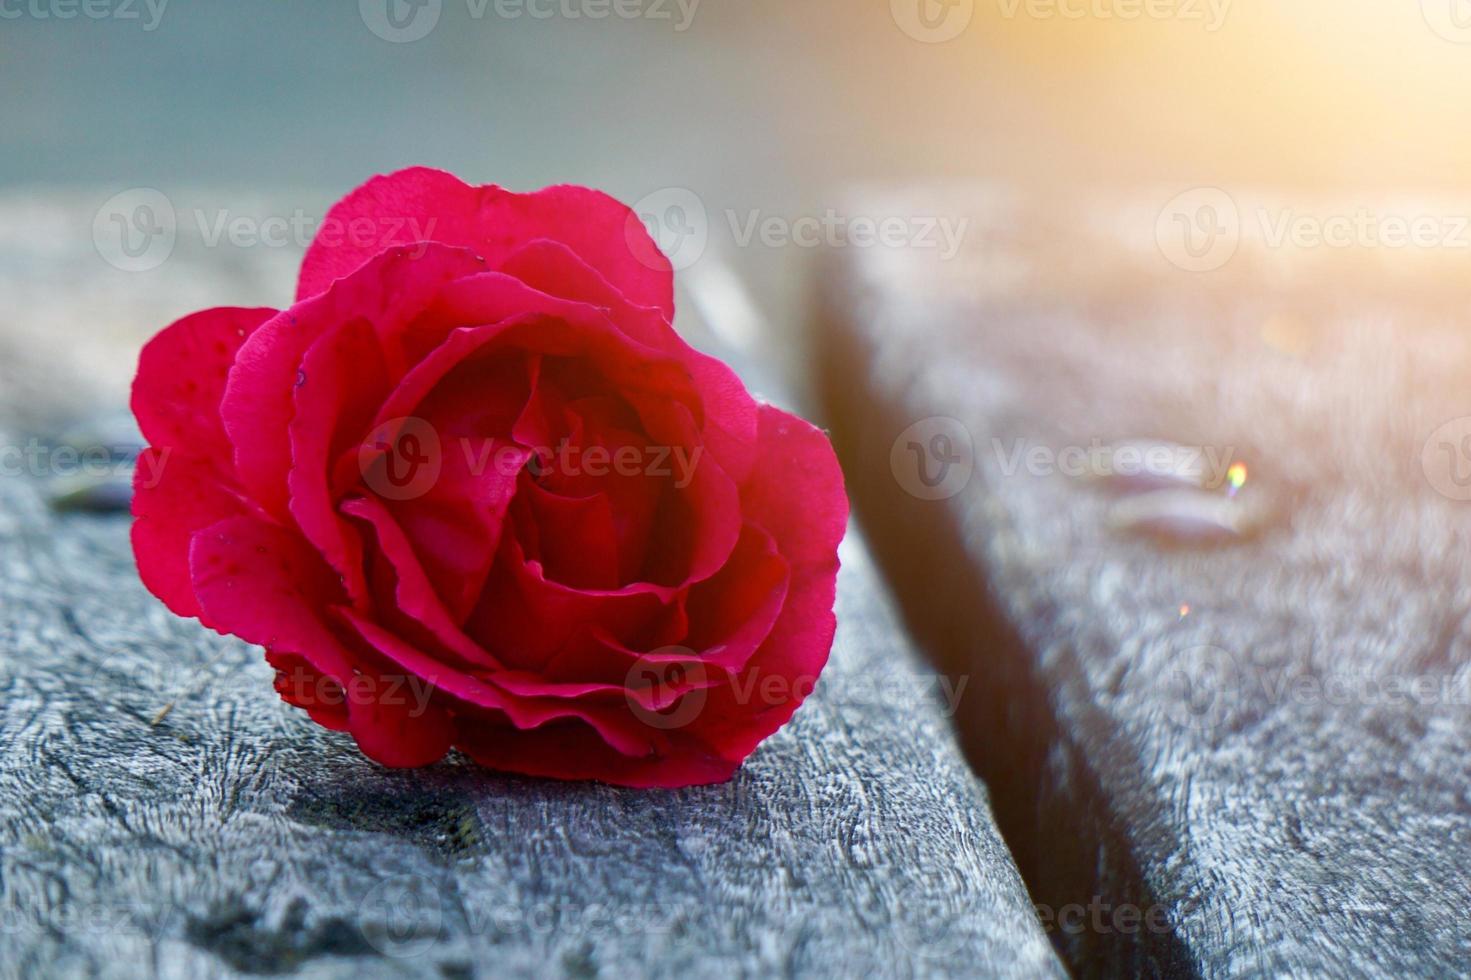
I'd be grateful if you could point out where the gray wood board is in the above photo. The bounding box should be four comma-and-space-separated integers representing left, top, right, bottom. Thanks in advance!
818, 186, 1471, 978
0, 190, 1063, 979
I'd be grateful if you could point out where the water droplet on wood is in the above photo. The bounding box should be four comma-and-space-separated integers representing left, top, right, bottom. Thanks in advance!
1108, 488, 1270, 545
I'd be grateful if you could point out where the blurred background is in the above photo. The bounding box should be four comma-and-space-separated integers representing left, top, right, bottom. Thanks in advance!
8, 0, 1471, 374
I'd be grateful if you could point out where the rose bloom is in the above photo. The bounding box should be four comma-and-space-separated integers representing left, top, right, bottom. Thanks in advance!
130, 168, 847, 787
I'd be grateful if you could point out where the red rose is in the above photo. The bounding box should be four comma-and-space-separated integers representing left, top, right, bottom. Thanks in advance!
129, 168, 847, 787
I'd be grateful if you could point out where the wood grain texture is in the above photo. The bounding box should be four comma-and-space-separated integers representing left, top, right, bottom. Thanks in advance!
817, 186, 1471, 978
0, 191, 1063, 979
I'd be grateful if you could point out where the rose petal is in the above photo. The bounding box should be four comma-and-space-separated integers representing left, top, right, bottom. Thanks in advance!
188, 515, 355, 683
131, 452, 247, 620
691, 553, 837, 765
341, 494, 503, 670
345, 677, 455, 769
514, 480, 620, 590
425, 272, 692, 404
287, 317, 391, 606
132, 306, 276, 463
687, 406, 848, 762
370, 324, 539, 440
741, 406, 849, 568
377, 436, 526, 622
677, 523, 790, 669
422, 275, 717, 497
267, 650, 349, 732
487, 659, 721, 708
466, 533, 673, 672
637, 438, 741, 588
501, 239, 757, 481
340, 611, 657, 758
423, 275, 746, 587
513, 393, 662, 585
221, 244, 487, 519
527, 523, 787, 691
296, 166, 674, 319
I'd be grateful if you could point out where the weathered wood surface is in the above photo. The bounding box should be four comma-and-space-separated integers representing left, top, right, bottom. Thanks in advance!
0, 192, 1063, 979
818, 187, 1471, 977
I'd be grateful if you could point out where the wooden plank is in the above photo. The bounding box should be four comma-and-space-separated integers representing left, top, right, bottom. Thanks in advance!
817, 186, 1471, 977
0, 191, 1063, 978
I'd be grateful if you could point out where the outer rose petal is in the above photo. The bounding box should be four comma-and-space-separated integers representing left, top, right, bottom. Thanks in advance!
295, 167, 675, 319
740, 406, 849, 568
131, 306, 277, 462
188, 515, 355, 684
692, 548, 839, 765
677, 523, 790, 672
345, 680, 455, 769
267, 651, 349, 732
192, 517, 452, 770
687, 405, 848, 765
131, 452, 246, 620
132, 306, 277, 618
